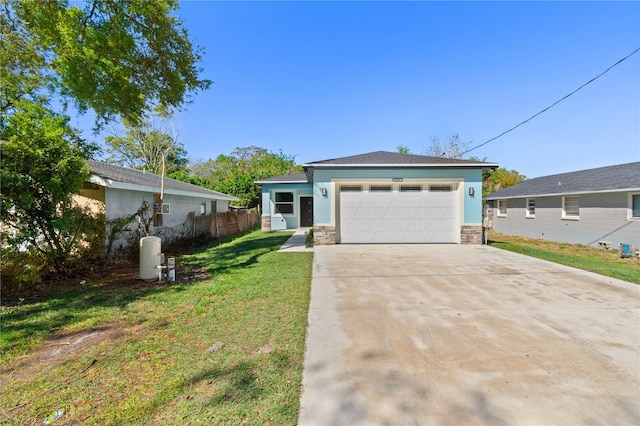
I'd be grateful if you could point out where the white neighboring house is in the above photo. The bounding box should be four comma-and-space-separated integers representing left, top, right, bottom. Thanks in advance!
78, 160, 238, 257
485, 162, 640, 249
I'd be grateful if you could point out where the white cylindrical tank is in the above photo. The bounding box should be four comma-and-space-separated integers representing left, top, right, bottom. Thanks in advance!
140, 236, 161, 280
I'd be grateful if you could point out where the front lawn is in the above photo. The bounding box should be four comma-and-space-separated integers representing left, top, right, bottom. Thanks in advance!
1, 230, 313, 425
488, 232, 640, 284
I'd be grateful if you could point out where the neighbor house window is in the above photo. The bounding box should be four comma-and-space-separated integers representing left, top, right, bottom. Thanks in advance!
630, 193, 640, 220
200, 202, 206, 215
211, 200, 217, 214
526, 198, 536, 218
275, 192, 294, 214
562, 196, 579, 219
497, 200, 507, 217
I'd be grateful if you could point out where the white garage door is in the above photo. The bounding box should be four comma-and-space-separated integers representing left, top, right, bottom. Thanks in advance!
339, 183, 459, 244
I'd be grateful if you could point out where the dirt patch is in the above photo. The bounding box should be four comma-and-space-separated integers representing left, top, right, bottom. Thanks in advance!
4, 322, 147, 381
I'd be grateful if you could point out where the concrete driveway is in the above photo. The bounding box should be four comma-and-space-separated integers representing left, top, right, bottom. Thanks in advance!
298, 245, 640, 425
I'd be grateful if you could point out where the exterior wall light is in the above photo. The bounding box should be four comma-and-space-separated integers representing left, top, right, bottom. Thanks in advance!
322, 187, 327, 197
469, 187, 475, 196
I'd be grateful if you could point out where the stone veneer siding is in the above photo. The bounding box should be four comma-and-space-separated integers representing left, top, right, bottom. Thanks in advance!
261, 214, 271, 232
314, 225, 336, 245
460, 225, 482, 245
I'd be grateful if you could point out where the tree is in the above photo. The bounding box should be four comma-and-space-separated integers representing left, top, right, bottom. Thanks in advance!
193, 146, 302, 208
424, 134, 526, 195
1, 0, 209, 274
397, 145, 412, 154
425, 133, 470, 158
483, 168, 527, 196
104, 114, 189, 176
1, 0, 210, 128
0, 101, 99, 271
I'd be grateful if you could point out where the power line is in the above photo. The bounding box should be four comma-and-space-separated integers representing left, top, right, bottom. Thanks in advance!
456, 47, 640, 158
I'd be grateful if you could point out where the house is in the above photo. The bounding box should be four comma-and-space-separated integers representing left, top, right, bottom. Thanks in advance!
78, 160, 238, 256
485, 162, 640, 248
256, 151, 498, 245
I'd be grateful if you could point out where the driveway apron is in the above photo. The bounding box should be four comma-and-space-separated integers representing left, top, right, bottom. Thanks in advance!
298, 244, 640, 425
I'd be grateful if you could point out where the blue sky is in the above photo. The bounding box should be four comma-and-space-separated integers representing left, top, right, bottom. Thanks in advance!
87, 1, 639, 178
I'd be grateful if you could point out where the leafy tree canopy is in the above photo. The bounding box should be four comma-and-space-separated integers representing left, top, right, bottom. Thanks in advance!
1, 0, 210, 129
0, 101, 99, 270
104, 114, 189, 176
192, 146, 302, 208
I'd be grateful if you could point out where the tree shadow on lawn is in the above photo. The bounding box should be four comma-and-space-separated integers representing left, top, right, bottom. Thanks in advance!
141, 350, 299, 422
179, 232, 293, 277
2, 231, 293, 361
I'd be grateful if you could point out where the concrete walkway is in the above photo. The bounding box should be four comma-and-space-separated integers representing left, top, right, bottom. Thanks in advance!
298, 244, 640, 425
278, 228, 313, 253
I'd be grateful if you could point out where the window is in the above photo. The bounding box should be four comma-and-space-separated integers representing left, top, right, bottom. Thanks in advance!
200, 202, 206, 215
400, 185, 422, 192
211, 200, 217, 214
275, 192, 294, 214
340, 185, 363, 192
429, 185, 452, 192
630, 193, 640, 220
563, 196, 579, 219
369, 185, 392, 192
526, 198, 536, 218
497, 200, 507, 217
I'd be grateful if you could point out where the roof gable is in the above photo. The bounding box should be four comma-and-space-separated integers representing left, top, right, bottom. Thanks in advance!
88, 160, 238, 201
486, 162, 640, 199
304, 151, 497, 168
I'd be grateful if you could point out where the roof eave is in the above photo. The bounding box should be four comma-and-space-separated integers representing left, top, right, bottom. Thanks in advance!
303, 162, 499, 169
254, 179, 309, 185
485, 187, 640, 200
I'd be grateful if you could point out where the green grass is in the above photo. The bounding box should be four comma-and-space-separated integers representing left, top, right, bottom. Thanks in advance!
488, 232, 640, 284
1, 230, 313, 425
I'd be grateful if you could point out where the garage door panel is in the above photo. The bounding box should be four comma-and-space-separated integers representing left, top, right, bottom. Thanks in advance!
339, 186, 459, 244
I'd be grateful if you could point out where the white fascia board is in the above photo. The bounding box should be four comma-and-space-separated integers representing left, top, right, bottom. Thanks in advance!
485, 187, 640, 200
255, 179, 308, 184
304, 163, 499, 169
93, 178, 238, 201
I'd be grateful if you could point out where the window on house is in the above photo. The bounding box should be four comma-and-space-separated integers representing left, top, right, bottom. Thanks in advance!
526, 198, 536, 218
275, 192, 294, 214
429, 185, 452, 192
340, 185, 363, 192
630, 193, 640, 219
369, 185, 392, 192
211, 200, 217, 214
497, 200, 508, 217
563, 196, 579, 219
200, 202, 206, 215
400, 185, 422, 192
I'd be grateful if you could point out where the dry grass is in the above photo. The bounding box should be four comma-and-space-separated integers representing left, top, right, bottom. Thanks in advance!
488, 231, 640, 284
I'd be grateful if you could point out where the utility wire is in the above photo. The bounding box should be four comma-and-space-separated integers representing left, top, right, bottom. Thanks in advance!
455, 47, 640, 158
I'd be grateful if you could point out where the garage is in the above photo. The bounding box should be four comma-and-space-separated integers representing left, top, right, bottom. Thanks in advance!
338, 182, 460, 243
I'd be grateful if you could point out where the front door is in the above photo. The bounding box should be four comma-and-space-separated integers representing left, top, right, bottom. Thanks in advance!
300, 196, 313, 227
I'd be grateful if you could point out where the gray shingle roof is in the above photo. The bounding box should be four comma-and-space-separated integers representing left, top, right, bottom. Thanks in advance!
88, 160, 237, 200
485, 162, 640, 199
255, 172, 309, 184
304, 151, 498, 168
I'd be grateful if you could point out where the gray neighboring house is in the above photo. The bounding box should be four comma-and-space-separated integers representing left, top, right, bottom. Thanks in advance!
78, 160, 238, 256
485, 162, 640, 248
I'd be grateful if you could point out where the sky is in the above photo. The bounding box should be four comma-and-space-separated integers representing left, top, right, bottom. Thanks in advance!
85, 1, 640, 179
